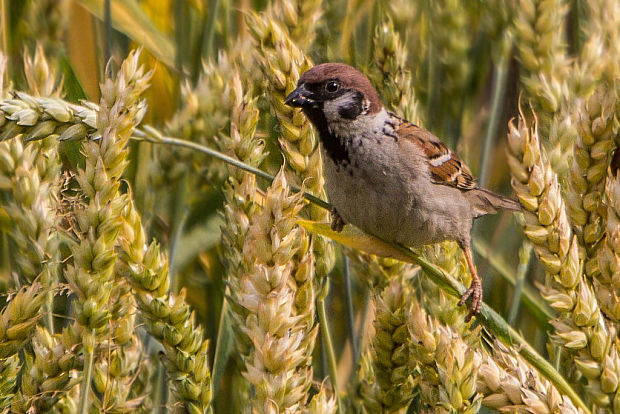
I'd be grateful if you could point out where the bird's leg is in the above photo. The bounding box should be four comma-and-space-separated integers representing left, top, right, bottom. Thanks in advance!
457, 242, 482, 321
330, 207, 345, 232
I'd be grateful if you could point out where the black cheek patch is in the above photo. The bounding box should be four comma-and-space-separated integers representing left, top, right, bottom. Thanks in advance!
337, 90, 364, 119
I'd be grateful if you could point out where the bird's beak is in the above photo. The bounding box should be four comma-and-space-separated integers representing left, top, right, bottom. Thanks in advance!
284, 84, 316, 108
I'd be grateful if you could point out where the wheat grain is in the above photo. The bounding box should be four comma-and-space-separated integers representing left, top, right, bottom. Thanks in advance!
267, 0, 323, 50
408, 301, 482, 413
248, 11, 335, 277
566, 82, 618, 322
370, 278, 416, 411
513, 0, 569, 122
218, 71, 319, 412
369, 19, 420, 123
478, 341, 582, 413
427, 0, 473, 133
507, 112, 620, 409
305, 383, 337, 414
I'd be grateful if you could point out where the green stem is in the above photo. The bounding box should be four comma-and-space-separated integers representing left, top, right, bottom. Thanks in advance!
203, 0, 221, 60
340, 0, 356, 65
364, 2, 380, 66
78, 331, 95, 414
343, 253, 358, 366
104, 0, 112, 70
168, 185, 189, 293
390, 247, 589, 414
137, 130, 331, 210
152, 361, 167, 414
0, 0, 8, 61
473, 238, 553, 327
138, 132, 552, 326
45, 290, 54, 335
507, 241, 532, 324
317, 278, 343, 413
174, 0, 186, 75
426, 39, 437, 132
479, 37, 511, 188
0, 234, 8, 288
212, 296, 233, 396
553, 346, 562, 371
137, 132, 587, 412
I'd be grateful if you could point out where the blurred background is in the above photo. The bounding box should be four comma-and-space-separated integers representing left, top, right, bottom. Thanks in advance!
1, 0, 618, 412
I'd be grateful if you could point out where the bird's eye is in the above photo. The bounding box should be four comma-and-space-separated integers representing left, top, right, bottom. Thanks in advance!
325, 81, 339, 93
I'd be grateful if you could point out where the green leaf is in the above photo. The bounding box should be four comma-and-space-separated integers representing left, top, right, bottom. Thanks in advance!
212, 297, 233, 396
297, 220, 462, 295
58, 55, 87, 170
172, 215, 223, 273
59, 54, 88, 102
74, 0, 175, 70
0, 207, 10, 232
473, 238, 553, 328
297, 220, 591, 414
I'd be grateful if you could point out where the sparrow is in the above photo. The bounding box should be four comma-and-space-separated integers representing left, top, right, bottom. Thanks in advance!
284, 63, 520, 319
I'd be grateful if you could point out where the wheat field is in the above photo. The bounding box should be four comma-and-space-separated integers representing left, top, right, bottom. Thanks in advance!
0, 0, 618, 413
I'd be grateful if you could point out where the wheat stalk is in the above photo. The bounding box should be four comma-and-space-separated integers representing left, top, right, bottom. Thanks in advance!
0, 46, 60, 289
479, 341, 582, 413
162, 48, 254, 191
0, 354, 19, 410
427, 0, 472, 135
507, 111, 620, 409
218, 71, 323, 412
0, 48, 81, 412
370, 277, 417, 412
368, 19, 420, 123
238, 170, 318, 412
513, 0, 569, 124
513, 0, 575, 175
59, 49, 150, 412
408, 300, 482, 413
247, 10, 335, 278
118, 204, 213, 413
266, 0, 323, 50
19, 0, 69, 59
566, 82, 618, 320
597, 162, 620, 334
570, 0, 620, 100
13, 325, 80, 412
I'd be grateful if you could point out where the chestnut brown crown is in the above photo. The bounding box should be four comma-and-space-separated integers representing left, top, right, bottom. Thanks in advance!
285, 63, 383, 114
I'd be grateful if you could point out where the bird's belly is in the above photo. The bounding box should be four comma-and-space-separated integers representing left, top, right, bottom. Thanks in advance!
322, 150, 449, 247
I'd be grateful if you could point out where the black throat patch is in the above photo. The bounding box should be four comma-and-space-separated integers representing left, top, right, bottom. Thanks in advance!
320, 130, 351, 167
302, 107, 351, 166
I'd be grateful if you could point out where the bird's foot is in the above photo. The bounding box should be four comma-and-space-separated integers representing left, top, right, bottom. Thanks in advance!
458, 279, 482, 322
330, 208, 345, 232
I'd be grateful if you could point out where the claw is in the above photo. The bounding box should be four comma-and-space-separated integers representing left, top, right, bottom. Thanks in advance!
458, 280, 482, 322
458, 242, 483, 322
330, 208, 345, 232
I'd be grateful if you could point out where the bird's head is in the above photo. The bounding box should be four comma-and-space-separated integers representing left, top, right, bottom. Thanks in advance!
284, 63, 382, 129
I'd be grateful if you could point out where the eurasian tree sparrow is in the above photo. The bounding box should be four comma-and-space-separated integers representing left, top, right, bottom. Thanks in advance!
285, 63, 520, 319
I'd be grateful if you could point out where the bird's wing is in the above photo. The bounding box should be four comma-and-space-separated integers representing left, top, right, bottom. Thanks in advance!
397, 121, 477, 190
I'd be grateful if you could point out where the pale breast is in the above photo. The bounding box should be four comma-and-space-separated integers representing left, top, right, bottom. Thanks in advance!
320, 111, 474, 247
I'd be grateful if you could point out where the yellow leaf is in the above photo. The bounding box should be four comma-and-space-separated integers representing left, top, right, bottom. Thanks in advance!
75, 0, 175, 70
296, 220, 414, 263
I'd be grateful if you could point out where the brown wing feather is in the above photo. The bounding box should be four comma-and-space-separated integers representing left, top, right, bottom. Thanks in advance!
397, 121, 477, 190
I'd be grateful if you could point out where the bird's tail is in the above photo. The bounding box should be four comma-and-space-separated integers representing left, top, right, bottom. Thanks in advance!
468, 188, 521, 217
